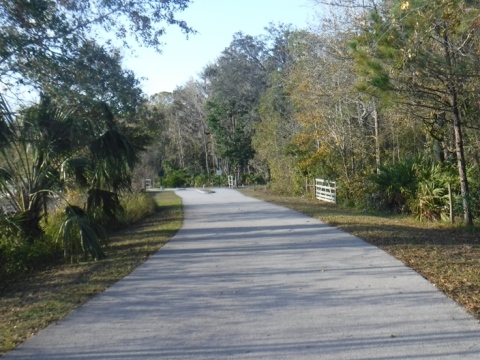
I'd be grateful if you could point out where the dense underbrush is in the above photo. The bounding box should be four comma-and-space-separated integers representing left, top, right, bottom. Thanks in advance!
0, 192, 156, 288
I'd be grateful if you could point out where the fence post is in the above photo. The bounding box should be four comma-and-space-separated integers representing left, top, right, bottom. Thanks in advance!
228, 175, 235, 189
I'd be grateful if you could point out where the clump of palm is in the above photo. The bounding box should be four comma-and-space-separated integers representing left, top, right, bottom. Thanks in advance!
59, 205, 108, 262
0, 94, 141, 261
370, 158, 418, 212
409, 161, 457, 221
371, 156, 458, 221
411, 181, 449, 221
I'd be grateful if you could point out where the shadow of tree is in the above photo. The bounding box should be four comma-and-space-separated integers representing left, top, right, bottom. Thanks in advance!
240, 189, 480, 319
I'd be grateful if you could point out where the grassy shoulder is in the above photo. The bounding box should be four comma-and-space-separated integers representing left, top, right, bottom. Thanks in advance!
240, 187, 480, 320
0, 191, 182, 355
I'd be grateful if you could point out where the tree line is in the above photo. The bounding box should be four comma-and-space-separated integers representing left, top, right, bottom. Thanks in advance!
149, 0, 480, 226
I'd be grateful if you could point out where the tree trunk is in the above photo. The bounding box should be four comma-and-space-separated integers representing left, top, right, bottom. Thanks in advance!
372, 101, 381, 174
452, 105, 473, 226
442, 30, 473, 226
175, 113, 185, 168
201, 121, 210, 175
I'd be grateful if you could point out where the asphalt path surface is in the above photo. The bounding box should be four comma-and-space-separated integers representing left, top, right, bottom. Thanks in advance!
5, 188, 480, 359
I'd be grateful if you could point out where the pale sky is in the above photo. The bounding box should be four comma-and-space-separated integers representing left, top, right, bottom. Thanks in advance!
122, 0, 316, 96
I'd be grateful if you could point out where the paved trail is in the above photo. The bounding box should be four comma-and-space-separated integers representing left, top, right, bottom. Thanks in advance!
5, 188, 480, 359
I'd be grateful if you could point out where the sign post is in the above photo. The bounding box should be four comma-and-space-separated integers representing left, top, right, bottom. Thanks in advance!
157, 167, 164, 189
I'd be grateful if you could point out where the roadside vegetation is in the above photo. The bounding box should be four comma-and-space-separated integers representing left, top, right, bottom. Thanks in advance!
0, 0, 192, 298
143, 1, 480, 230
0, 191, 182, 355
241, 187, 480, 321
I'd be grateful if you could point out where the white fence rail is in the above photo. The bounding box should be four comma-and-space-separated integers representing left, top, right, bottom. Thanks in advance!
315, 178, 337, 203
227, 175, 236, 189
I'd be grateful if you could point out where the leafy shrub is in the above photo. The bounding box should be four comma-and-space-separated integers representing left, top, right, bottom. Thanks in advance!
371, 157, 459, 221
119, 192, 156, 225
410, 181, 449, 221
243, 173, 266, 185
192, 174, 210, 187
162, 168, 190, 188
409, 162, 457, 221
212, 174, 228, 187
0, 235, 61, 287
337, 174, 371, 209
466, 167, 480, 219
0, 190, 160, 283
370, 158, 418, 212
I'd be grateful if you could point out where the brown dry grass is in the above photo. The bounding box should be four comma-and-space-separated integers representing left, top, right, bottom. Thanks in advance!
240, 187, 480, 320
0, 191, 182, 355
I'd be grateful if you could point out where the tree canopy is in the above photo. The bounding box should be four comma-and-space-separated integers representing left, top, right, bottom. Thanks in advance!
1, 0, 193, 108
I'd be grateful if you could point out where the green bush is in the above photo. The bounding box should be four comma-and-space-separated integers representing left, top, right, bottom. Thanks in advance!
370, 157, 459, 220
243, 173, 266, 186
192, 174, 210, 187
162, 168, 190, 188
0, 191, 160, 283
370, 158, 418, 212
336, 174, 372, 209
409, 162, 456, 221
411, 181, 449, 221
0, 235, 61, 287
119, 192, 156, 225
466, 167, 480, 219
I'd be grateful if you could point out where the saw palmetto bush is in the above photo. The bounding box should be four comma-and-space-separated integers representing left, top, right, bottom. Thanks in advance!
409, 162, 457, 221
58, 206, 108, 262
370, 158, 418, 212
0, 94, 141, 262
371, 156, 459, 221
410, 181, 449, 221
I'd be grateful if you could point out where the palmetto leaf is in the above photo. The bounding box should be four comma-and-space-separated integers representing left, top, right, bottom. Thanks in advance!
0, 167, 14, 188
90, 129, 138, 168
0, 95, 15, 148
412, 181, 449, 221
371, 158, 418, 211
86, 188, 122, 221
59, 205, 107, 261
89, 129, 137, 192
61, 157, 91, 188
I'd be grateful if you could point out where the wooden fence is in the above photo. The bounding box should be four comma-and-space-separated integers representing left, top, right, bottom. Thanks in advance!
315, 178, 337, 203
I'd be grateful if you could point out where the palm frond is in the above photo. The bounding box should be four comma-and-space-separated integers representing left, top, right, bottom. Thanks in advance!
59, 205, 107, 261
89, 129, 137, 192
86, 188, 122, 222
0, 95, 15, 148
61, 157, 91, 188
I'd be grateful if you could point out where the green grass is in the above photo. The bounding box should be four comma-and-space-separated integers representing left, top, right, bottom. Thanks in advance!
240, 187, 480, 320
0, 191, 183, 356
